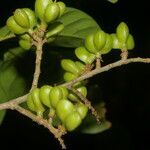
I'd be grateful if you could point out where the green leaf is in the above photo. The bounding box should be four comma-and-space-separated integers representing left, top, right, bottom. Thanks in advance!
0, 60, 26, 124
0, 26, 16, 42
52, 7, 100, 48
4, 47, 26, 61
80, 103, 111, 134
107, 0, 118, 4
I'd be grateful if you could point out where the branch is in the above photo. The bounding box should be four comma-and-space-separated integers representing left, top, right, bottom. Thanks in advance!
68, 87, 100, 123
62, 57, 150, 87
0, 94, 28, 110
31, 41, 44, 90
14, 106, 66, 149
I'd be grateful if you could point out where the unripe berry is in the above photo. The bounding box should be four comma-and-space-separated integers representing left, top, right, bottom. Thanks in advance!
57, 1, 66, 17
35, 0, 52, 21
56, 99, 75, 122
44, 3, 60, 23
63, 72, 78, 82
13, 9, 30, 28
75, 47, 95, 64
27, 94, 36, 112
75, 102, 88, 119
6, 16, 27, 34
116, 22, 129, 45
111, 33, 121, 49
100, 34, 113, 54
85, 33, 97, 54
19, 39, 32, 50
61, 59, 80, 75
65, 111, 82, 131
49, 87, 63, 108
39, 85, 52, 107
22, 8, 36, 28
94, 30, 107, 51
31, 88, 45, 117
126, 34, 135, 50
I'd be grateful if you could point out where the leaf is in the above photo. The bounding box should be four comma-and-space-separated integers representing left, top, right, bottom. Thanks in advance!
80, 103, 111, 134
0, 60, 26, 124
4, 47, 26, 61
0, 26, 15, 42
107, 0, 118, 4
81, 119, 111, 134
52, 7, 100, 48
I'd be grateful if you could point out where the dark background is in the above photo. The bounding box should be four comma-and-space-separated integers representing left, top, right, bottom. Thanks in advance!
0, 0, 150, 150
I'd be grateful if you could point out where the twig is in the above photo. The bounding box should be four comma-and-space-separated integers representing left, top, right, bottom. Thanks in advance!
31, 41, 44, 90
68, 87, 100, 123
0, 94, 28, 110
14, 105, 66, 149
61, 57, 150, 87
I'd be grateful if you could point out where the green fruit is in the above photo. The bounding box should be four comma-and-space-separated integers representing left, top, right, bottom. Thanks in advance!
63, 72, 78, 82
56, 99, 75, 122
44, 3, 60, 23
31, 88, 45, 116
27, 94, 36, 112
68, 86, 87, 102
111, 33, 121, 49
116, 22, 129, 44
59, 86, 69, 99
85, 33, 97, 54
57, 1, 66, 17
46, 22, 64, 38
75, 47, 96, 64
75, 61, 85, 73
22, 8, 36, 28
39, 85, 52, 107
20, 34, 31, 40
35, 0, 52, 21
75, 102, 88, 119
100, 34, 113, 54
49, 87, 63, 108
13, 9, 30, 28
6, 16, 27, 34
126, 34, 135, 50
19, 39, 32, 50
94, 30, 107, 51
65, 111, 82, 131
61, 59, 80, 75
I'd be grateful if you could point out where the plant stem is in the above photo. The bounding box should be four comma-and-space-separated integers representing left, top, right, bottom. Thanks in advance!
31, 41, 43, 90
68, 87, 100, 123
14, 105, 66, 149
61, 57, 150, 87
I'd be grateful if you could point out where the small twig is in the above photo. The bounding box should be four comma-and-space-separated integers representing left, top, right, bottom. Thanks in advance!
96, 56, 102, 69
31, 41, 44, 90
0, 94, 28, 110
121, 50, 128, 60
68, 87, 100, 123
14, 105, 66, 149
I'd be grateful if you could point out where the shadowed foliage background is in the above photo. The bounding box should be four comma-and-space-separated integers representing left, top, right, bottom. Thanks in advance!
0, 0, 150, 150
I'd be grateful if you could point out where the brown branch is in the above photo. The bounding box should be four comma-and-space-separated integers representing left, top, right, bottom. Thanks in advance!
31, 41, 44, 90
0, 94, 28, 110
61, 57, 150, 87
14, 105, 66, 149
68, 87, 100, 123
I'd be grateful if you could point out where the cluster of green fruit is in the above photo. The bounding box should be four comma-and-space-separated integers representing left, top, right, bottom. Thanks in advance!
75, 22, 135, 65
6, 0, 66, 50
27, 85, 88, 131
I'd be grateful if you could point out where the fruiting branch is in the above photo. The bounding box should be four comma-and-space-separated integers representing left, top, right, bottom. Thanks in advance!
1, 57, 150, 111
68, 86, 100, 123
